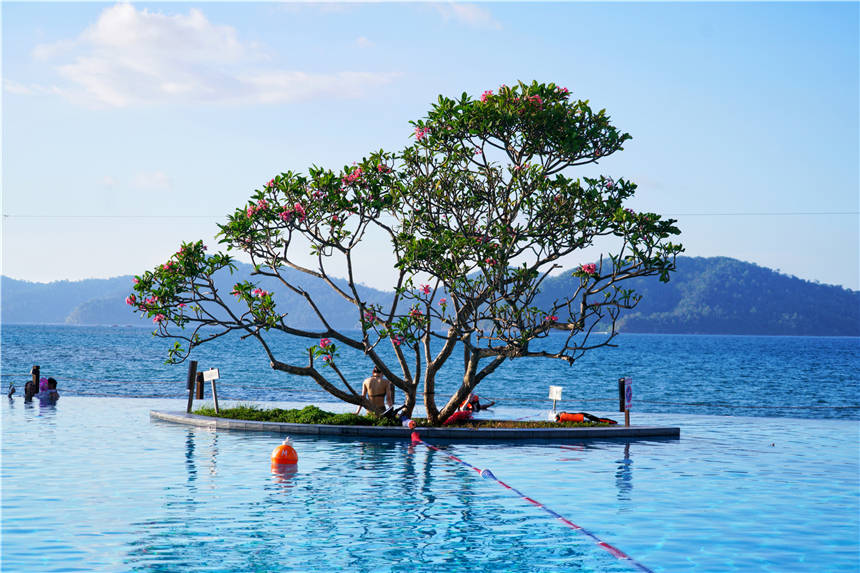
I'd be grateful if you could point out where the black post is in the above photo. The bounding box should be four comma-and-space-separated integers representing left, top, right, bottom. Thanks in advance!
195, 372, 204, 399
186, 360, 198, 413
618, 377, 625, 413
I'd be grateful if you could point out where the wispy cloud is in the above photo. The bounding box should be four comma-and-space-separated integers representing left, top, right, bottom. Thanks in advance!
131, 171, 172, 191
355, 36, 374, 49
434, 3, 502, 30
18, 3, 396, 108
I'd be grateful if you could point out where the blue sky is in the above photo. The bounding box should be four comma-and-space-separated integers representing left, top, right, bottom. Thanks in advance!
3, 2, 858, 291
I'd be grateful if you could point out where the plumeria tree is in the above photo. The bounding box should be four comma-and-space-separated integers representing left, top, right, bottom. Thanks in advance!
129, 81, 682, 425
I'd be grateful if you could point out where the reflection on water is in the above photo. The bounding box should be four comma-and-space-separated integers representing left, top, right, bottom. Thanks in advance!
615, 441, 633, 504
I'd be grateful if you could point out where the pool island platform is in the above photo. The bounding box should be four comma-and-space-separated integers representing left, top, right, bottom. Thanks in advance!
151, 410, 680, 440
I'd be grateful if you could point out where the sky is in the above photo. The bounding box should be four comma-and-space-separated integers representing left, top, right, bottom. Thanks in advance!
2, 1, 858, 292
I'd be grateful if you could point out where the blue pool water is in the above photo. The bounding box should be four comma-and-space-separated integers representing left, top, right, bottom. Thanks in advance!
2, 397, 859, 572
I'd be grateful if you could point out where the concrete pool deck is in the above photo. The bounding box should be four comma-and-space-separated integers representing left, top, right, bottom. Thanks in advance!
150, 410, 680, 440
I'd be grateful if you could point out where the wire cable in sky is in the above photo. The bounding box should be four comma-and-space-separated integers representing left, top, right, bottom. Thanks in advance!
3, 211, 859, 219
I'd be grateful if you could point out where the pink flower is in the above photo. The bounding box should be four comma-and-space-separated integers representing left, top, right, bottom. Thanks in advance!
342, 168, 363, 185
132, 277, 139, 284
485, 257, 497, 266
580, 263, 597, 275
322, 354, 332, 362
474, 147, 482, 155
152, 314, 166, 324
266, 179, 275, 189
557, 86, 569, 94
293, 202, 306, 221
279, 207, 293, 222
438, 298, 447, 306
246, 206, 256, 218
480, 90, 493, 102
544, 315, 558, 322
257, 199, 268, 210
364, 311, 376, 322
420, 284, 431, 295
377, 164, 392, 173
392, 335, 404, 346
414, 127, 430, 141
125, 295, 136, 306
320, 338, 332, 348
178, 303, 187, 308
528, 94, 543, 108
409, 308, 422, 318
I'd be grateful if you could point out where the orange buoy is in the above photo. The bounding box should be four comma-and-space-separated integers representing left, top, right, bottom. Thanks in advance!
271, 437, 298, 465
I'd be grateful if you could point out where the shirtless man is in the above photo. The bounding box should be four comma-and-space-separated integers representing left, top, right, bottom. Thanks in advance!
355, 367, 394, 414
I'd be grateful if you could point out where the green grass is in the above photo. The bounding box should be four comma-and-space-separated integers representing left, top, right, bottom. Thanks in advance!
193, 404, 400, 426
193, 404, 613, 428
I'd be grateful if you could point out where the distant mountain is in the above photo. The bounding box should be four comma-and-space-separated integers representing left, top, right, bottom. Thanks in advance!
2, 257, 858, 335
535, 257, 860, 336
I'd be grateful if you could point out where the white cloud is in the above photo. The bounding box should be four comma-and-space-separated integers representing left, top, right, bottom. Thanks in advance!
355, 36, 374, 49
131, 171, 172, 191
27, 3, 396, 108
434, 3, 502, 30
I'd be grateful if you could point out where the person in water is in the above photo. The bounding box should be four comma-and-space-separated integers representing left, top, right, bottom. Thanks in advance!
37, 377, 60, 405
355, 367, 394, 414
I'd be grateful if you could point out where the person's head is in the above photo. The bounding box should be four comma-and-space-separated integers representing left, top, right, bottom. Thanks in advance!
47, 378, 57, 390
371, 367, 381, 377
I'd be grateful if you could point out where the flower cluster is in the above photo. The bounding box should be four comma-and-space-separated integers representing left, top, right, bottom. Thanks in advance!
544, 315, 558, 323
152, 314, 166, 324
414, 126, 431, 141
280, 202, 306, 222
319, 338, 332, 349
580, 263, 597, 275
480, 90, 493, 102
342, 168, 363, 185
266, 179, 275, 189
125, 294, 136, 306
392, 334, 404, 346
246, 199, 269, 218
409, 308, 423, 319
251, 288, 270, 298
377, 164, 392, 173
420, 284, 431, 295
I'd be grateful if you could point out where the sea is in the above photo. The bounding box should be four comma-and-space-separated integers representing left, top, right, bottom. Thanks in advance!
1, 324, 857, 420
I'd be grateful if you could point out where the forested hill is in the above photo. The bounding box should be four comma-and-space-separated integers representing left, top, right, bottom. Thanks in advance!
1, 256, 858, 335
536, 257, 859, 336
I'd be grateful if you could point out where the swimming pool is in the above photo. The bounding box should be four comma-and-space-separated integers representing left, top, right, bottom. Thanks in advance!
3, 397, 858, 572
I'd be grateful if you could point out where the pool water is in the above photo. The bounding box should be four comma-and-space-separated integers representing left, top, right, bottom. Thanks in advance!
2, 397, 859, 572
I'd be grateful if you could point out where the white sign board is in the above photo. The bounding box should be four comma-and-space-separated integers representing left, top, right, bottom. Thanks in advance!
203, 368, 220, 382
624, 377, 632, 409
548, 385, 563, 401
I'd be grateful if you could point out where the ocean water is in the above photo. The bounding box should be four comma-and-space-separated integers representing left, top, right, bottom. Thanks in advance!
1, 325, 858, 420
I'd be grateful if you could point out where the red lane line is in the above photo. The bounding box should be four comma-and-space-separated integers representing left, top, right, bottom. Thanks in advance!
598, 542, 631, 560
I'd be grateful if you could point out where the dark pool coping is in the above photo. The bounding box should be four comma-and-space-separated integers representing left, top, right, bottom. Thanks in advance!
150, 410, 680, 440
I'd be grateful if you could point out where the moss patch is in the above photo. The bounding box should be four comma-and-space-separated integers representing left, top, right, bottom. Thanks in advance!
193, 404, 400, 426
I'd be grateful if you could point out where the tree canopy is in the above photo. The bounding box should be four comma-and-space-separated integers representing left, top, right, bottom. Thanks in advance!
129, 81, 683, 425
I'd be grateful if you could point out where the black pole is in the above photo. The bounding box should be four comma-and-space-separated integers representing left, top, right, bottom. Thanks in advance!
186, 360, 198, 413
618, 377, 625, 413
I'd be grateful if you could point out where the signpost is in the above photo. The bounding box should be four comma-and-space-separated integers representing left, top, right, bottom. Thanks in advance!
203, 368, 220, 413
548, 385, 562, 412
623, 377, 632, 426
